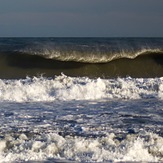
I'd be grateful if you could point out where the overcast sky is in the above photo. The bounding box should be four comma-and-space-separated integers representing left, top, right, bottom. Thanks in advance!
0, 0, 163, 37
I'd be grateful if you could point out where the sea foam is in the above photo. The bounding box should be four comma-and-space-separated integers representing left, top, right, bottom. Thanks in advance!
0, 132, 162, 162
0, 74, 163, 102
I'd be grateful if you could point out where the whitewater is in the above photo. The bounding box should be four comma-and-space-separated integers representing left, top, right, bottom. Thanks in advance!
0, 74, 163, 162
1, 74, 163, 102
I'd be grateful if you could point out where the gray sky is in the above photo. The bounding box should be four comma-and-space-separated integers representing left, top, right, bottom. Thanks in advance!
0, 0, 163, 37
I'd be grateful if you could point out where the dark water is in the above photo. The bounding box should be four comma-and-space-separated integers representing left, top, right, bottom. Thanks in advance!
0, 37, 163, 79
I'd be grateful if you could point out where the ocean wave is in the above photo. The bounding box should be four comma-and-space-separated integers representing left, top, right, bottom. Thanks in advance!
20, 48, 163, 63
1, 37, 163, 78
0, 74, 163, 102
1, 49, 163, 78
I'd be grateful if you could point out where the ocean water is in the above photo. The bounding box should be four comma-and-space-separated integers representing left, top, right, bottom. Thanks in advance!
0, 38, 163, 162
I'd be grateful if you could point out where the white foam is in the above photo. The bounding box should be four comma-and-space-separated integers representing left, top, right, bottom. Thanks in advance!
0, 132, 162, 162
0, 74, 163, 102
0, 140, 6, 152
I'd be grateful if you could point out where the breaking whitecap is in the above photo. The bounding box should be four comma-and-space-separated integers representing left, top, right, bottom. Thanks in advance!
0, 74, 163, 102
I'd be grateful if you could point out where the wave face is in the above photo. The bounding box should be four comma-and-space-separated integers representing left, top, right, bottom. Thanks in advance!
0, 37, 163, 78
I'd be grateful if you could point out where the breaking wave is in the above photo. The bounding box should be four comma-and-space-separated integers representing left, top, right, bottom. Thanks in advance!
1, 37, 163, 78
1, 74, 163, 102
20, 48, 163, 63
0, 48, 163, 79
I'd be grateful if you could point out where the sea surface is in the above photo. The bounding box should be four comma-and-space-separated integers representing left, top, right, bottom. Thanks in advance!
0, 38, 163, 162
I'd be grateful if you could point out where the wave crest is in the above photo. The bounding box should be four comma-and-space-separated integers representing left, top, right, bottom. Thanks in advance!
20, 48, 163, 63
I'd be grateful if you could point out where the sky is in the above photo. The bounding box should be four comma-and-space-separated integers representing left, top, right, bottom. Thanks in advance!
0, 0, 163, 37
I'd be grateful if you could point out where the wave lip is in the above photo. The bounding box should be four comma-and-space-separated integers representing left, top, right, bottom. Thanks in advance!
0, 74, 163, 102
20, 48, 163, 63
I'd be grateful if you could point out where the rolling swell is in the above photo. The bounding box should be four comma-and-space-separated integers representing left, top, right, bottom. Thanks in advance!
1, 49, 163, 79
